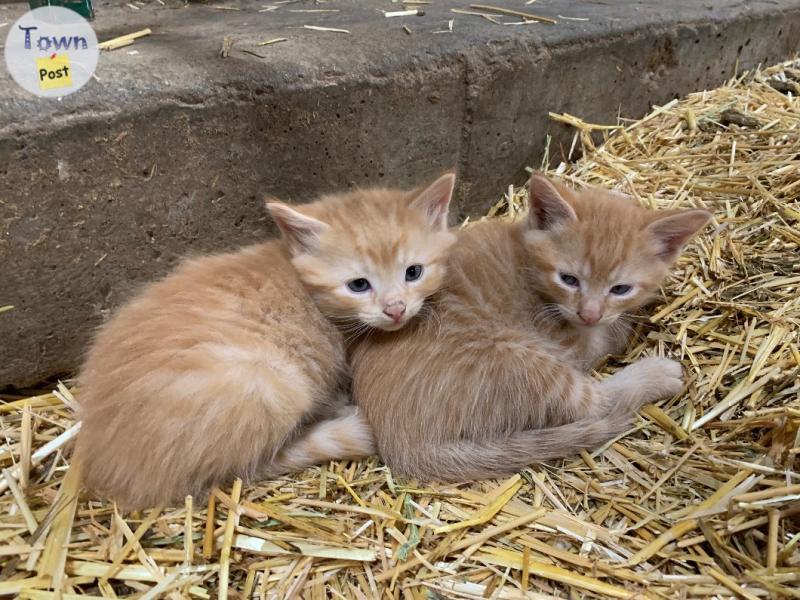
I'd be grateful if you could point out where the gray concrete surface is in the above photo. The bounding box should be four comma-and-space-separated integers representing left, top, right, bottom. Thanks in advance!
2, 0, 800, 387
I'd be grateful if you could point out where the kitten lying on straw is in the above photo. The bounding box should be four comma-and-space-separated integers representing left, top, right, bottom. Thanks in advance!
353, 173, 711, 481
75, 175, 457, 508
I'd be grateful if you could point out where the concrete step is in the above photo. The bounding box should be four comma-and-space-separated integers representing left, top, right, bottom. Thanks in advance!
2, 0, 800, 386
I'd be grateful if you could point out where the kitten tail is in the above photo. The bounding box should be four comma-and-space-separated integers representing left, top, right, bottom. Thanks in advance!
399, 411, 633, 482
393, 400, 638, 482
392, 357, 685, 483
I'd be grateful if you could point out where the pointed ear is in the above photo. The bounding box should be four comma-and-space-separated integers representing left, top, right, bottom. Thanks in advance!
409, 172, 456, 231
527, 173, 578, 230
266, 200, 329, 252
646, 209, 712, 261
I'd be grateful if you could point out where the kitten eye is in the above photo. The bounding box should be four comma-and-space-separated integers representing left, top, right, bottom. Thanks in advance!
405, 264, 423, 282
347, 278, 371, 293
559, 272, 580, 288
610, 284, 633, 296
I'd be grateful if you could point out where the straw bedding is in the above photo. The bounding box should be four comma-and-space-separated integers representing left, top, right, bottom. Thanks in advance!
1, 59, 799, 599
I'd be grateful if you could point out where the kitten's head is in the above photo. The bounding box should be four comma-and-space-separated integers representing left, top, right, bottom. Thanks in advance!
267, 173, 457, 332
523, 173, 711, 328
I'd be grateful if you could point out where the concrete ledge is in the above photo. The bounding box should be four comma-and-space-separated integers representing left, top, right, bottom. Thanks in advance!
2, 0, 800, 386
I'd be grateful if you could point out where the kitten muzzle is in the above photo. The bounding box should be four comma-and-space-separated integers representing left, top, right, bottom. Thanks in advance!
578, 310, 601, 325
383, 301, 407, 323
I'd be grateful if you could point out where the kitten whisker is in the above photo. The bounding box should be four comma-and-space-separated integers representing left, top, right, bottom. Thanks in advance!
419, 303, 444, 338
530, 303, 565, 330
612, 315, 647, 347
342, 323, 372, 345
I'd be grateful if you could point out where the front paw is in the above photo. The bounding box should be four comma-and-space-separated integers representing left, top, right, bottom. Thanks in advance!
629, 356, 684, 401
603, 357, 684, 406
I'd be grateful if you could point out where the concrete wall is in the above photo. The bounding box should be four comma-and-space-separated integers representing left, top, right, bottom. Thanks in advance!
2, 0, 800, 386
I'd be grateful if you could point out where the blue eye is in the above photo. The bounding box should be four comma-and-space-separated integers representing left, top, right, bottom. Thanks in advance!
405, 264, 423, 282
347, 278, 371, 293
559, 272, 580, 288
610, 284, 632, 296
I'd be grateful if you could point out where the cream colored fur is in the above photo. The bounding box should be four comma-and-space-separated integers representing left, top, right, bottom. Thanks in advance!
75, 175, 456, 508
352, 174, 711, 481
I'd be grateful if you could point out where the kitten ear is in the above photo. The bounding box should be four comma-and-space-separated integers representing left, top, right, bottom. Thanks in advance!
527, 173, 578, 230
409, 172, 456, 231
266, 201, 330, 252
646, 209, 712, 261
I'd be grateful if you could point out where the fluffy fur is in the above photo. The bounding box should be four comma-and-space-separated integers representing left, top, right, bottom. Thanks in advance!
75, 174, 456, 508
352, 174, 711, 482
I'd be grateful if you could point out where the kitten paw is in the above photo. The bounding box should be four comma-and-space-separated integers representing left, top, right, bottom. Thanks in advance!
602, 357, 684, 407
631, 356, 683, 381
630, 356, 684, 401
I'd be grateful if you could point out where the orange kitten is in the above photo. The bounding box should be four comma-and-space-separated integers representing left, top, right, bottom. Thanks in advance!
75, 174, 456, 508
353, 174, 711, 482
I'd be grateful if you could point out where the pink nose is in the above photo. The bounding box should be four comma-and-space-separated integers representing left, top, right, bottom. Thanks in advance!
383, 302, 406, 323
579, 310, 600, 325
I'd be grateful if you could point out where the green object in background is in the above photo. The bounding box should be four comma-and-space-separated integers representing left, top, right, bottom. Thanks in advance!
28, 0, 95, 21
